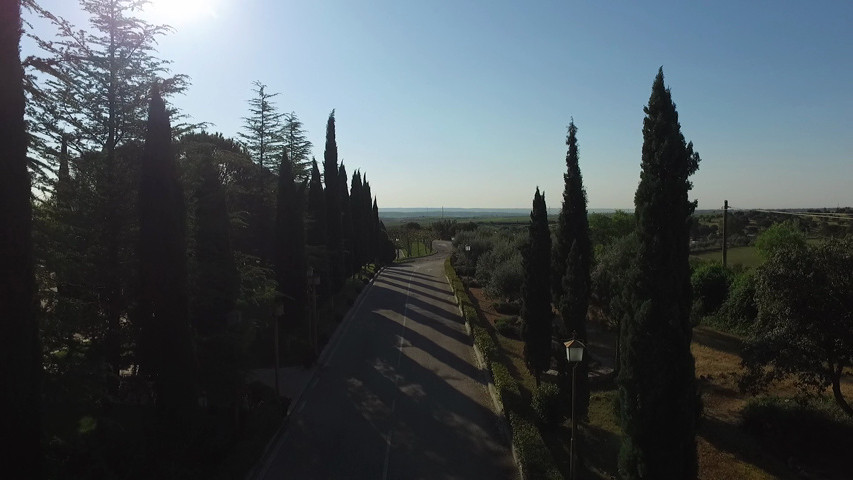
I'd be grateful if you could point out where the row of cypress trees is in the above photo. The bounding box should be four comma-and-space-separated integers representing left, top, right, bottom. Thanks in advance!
520, 68, 701, 479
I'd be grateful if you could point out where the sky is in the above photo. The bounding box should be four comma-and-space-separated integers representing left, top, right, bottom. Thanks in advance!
23, 1, 853, 210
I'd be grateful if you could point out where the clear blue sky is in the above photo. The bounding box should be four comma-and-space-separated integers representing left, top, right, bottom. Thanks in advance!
25, 0, 853, 210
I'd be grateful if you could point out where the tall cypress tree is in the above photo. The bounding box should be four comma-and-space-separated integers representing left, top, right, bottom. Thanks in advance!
137, 88, 195, 422
521, 188, 552, 385
553, 120, 592, 418
275, 150, 308, 336
618, 68, 700, 480
350, 170, 365, 272
0, 0, 41, 474
306, 158, 327, 282
323, 111, 344, 291
339, 163, 355, 277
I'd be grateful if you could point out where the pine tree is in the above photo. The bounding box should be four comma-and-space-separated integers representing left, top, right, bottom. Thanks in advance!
137, 89, 195, 422
0, 0, 41, 474
282, 111, 312, 180
323, 110, 345, 292
521, 188, 552, 385
553, 119, 592, 418
275, 150, 308, 337
27, 0, 188, 376
239, 81, 284, 170
618, 68, 700, 480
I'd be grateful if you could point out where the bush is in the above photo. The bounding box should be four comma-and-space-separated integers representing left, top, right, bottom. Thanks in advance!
713, 269, 757, 334
532, 382, 563, 427
509, 412, 563, 480
485, 254, 523, 301
494, 301, 521, 315
494, 315, 519, 337
691, 263, 731, 317
741, 396, 853, 470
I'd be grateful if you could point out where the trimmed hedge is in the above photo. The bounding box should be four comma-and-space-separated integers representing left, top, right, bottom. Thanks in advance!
445, 257, 562, 480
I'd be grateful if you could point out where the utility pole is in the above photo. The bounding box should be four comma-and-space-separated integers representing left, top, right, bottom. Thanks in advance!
722, 200, 728, 267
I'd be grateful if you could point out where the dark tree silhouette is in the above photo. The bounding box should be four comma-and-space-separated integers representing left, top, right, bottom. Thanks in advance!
0, 0, 41, 475
323, 111, 344, 292
521, 188, 552, 385
192, 153, 238, 335
137, 89, 195, 423
339, 163, 355, 277
275, 150, 308, 338
618, 68, 700, 480
553, 120, 592, 418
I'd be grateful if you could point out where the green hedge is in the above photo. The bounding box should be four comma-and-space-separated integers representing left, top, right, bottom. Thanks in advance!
445, 257, 562, 480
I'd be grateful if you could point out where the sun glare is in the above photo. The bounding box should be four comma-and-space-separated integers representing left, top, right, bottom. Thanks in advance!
142, 0, 220, 25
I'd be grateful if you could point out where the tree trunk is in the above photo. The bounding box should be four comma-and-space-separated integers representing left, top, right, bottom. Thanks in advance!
832, 366, 853, 417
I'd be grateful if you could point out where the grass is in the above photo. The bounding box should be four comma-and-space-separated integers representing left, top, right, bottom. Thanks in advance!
692, 246, 763, 268
396, 240, 435, 261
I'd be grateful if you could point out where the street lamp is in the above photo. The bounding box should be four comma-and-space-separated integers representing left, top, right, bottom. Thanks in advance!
465, 244, 471, 252
564, 337, 585, 480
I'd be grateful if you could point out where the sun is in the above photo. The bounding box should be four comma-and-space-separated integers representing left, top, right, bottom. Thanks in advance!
142, 0, 220, 25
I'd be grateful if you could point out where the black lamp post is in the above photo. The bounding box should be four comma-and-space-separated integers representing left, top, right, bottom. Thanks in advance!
564, 338, 585, 480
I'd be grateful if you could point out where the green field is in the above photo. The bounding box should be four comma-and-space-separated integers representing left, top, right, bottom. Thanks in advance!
692, 246, 763, 268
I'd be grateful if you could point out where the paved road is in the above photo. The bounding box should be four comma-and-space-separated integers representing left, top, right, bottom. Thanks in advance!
255, 243, 517, 479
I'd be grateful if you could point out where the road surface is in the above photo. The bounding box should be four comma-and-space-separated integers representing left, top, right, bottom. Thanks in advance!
255, 242, 517, 479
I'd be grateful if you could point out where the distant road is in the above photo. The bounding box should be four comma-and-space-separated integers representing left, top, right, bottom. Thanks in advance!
255, 241, 517, 479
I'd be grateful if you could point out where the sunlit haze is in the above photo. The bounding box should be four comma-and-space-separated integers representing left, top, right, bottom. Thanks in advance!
23, 1, 853, 210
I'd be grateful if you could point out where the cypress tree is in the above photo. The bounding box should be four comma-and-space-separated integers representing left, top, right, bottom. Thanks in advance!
349, 170, 364, 273
553, 120, 592, 418
306, 158, 327, 283
193, 156, 239, 336
323, 111, 344, 291
618, 68, 700, 480
521, 188, 552, 385
137, 88, 195, 422
0, 0, 41, 474
339, 163, 355, 277
275, 150, 308, 337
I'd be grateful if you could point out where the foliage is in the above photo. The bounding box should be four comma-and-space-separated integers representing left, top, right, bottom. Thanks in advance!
484, 252, 524, 301
137, 90, 195, 422
714, 269, 758, 334
323, 110, 345, 292
690, 263, 732, 318
618, 68, 700, 479
238, 81, 284, 169
495, 315, 520, 337
589, 210, 634, 247
741, 396, 853, 472
521, 188, 552, 382
591, 233, 638, 329
432, 218, 457, 240
532, 382, 563, 427
444, 257, 561, 480
741, 237, 853, 416
754, 220, 806, 259
274, 150, 308, 336
282, 111, 312, 180
0, 1, 41, 474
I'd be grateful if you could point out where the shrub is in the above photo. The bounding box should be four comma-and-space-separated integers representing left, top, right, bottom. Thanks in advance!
532, 382, 563, 427
494, 315, 519, 337
714, 269, 757, 334
509, 412, 563, 480
485, 254, 523, 301
741, 396, 853, 471
690, 263, 731, 317
494, 301, 521, 315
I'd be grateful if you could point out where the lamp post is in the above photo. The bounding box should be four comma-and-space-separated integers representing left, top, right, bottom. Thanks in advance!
273, 298, 284, 400
564, 337, 585, 480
